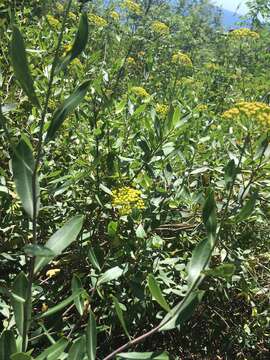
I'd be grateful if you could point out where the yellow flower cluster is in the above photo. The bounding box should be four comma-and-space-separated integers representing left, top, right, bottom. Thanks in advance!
127, 56, 136, 65
229, 28, 259, 40
110, 11, 120, 21
71, 58, 83, 68
68, 12, 77, 21
46, 15, 60, 29
63, 43, 72, 54
131, 86, 149, 97
151, 21, 169, 35
56, 3, 64, 12
196, 104, 208, 112
123, 0, 142, 15
222, 101, 270, 126
172, 51, 192, 67
89, 13, 108, 27
156, 103, 169, 116
112, 187, 145, 216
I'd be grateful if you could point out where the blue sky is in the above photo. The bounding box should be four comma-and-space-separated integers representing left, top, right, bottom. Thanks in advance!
215, 0, 249, 14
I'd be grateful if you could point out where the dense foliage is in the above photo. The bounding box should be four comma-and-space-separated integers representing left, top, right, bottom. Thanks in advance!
0, 0, 269, 359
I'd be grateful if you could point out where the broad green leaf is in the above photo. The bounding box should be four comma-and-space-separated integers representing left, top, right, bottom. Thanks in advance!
34, 215, 84, 274
10, 272, 29, 336
187, 237, 214, 288
72, 274, 84, 316
204, 264, 236, 280
112, 295, 130, 339
236, 193, 257, 222
135, 224, 146, 239
35, 338, 68, 360
0, 330, 17, 359
147, 274, 170, 312
117, 352, 169, 359
86, 310, 97, 360
97, 266, 124, 286
202, 189, 217, 243
11, 353, 33, 360
24, 245, 55, 257
38, 290, 83, 319
107, 221, 118, 238
60, 13, 88, 70
159, 290, 205, 331
45, 80, 90, 142
88, 247, 101, 272
12, 138, 40, 219
10, 26, 39, 107
68, 336, 86, 360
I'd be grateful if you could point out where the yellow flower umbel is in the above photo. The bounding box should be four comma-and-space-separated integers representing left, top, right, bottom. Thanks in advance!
156, 103, 169, 116
172, 51, 193, 67
122, 0, 142, 15
131, 86, 149, 97
46, 15, 60, 29
89, 13, 108, 27
68, 12, 77, 21
196, 104, 208, 112
63, 43, 72, 55
222, 101, 270, 127
127, 56, 136, 65
229, 28, 259, 40
151, 21, 169, 35
110, 11, 120, 21
112, 187, 144, 216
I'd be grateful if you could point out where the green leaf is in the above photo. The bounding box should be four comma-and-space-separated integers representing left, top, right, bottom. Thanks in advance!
117, 352, 169, 359
224, 159, 236, 186
88, 247, 101, 272
112, 295, 130, 339
0, 330, 17, 359
147, 274, 170, 312
204, 264, 236, 280
107, 221, 118, 238
34, 215, 84, 274
38, 290, 83, 319
24, 245, 55, 257
97, 266, 124, 286
60, 13, 88, 70
45, 80, 90, 142
202, 189, 217, 243
72, 274, 84, 316
187, 237, 214, 288
159, 290, 205, 331
11, 353, 33, 360
86, 310, 97, 360
10, 272, 29, 336
35, 338, 68, 360
12, 138, 40, 219
135, 224, 146, 239
10, 26, 39, 107
68, 336, 86, 360
236, 193, 257, 222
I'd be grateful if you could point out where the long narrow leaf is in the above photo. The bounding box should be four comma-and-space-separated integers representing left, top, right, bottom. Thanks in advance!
45, 80, 90, 142
112, 295, 130, 339
147, 274, 170, 312
0, 330, 17, 359
86, 310, 97, 360
34, 215, 84, 274
72, 274, 84, 316
12, 138, 40, 219
10, 26, 39, 107
68, 336, 86, 360
35, 338, 68, 360
10, 272, 29, 336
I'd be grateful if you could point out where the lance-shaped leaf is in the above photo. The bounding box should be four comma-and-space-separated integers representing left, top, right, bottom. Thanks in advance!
236, 192, 257, 222
61, 13, 88, 69
38, 290, 83, 319
86, 310, 97, 360
45, 80, 90, 142
0, 330, 17, 359
35, 338, 68, 360
12, 137, 40, 219
202, 189, 217, 244
11, 353, 33, 360
10, 26, 39, 107
159, 290, 205, 331
68, 336, 86, 360
97, 266, 124, 286
34, 215, 84, 274
10, 272, 29, 336
112, 295, 130, 339
72, 274, 84, 316
147, 274, 170, 312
